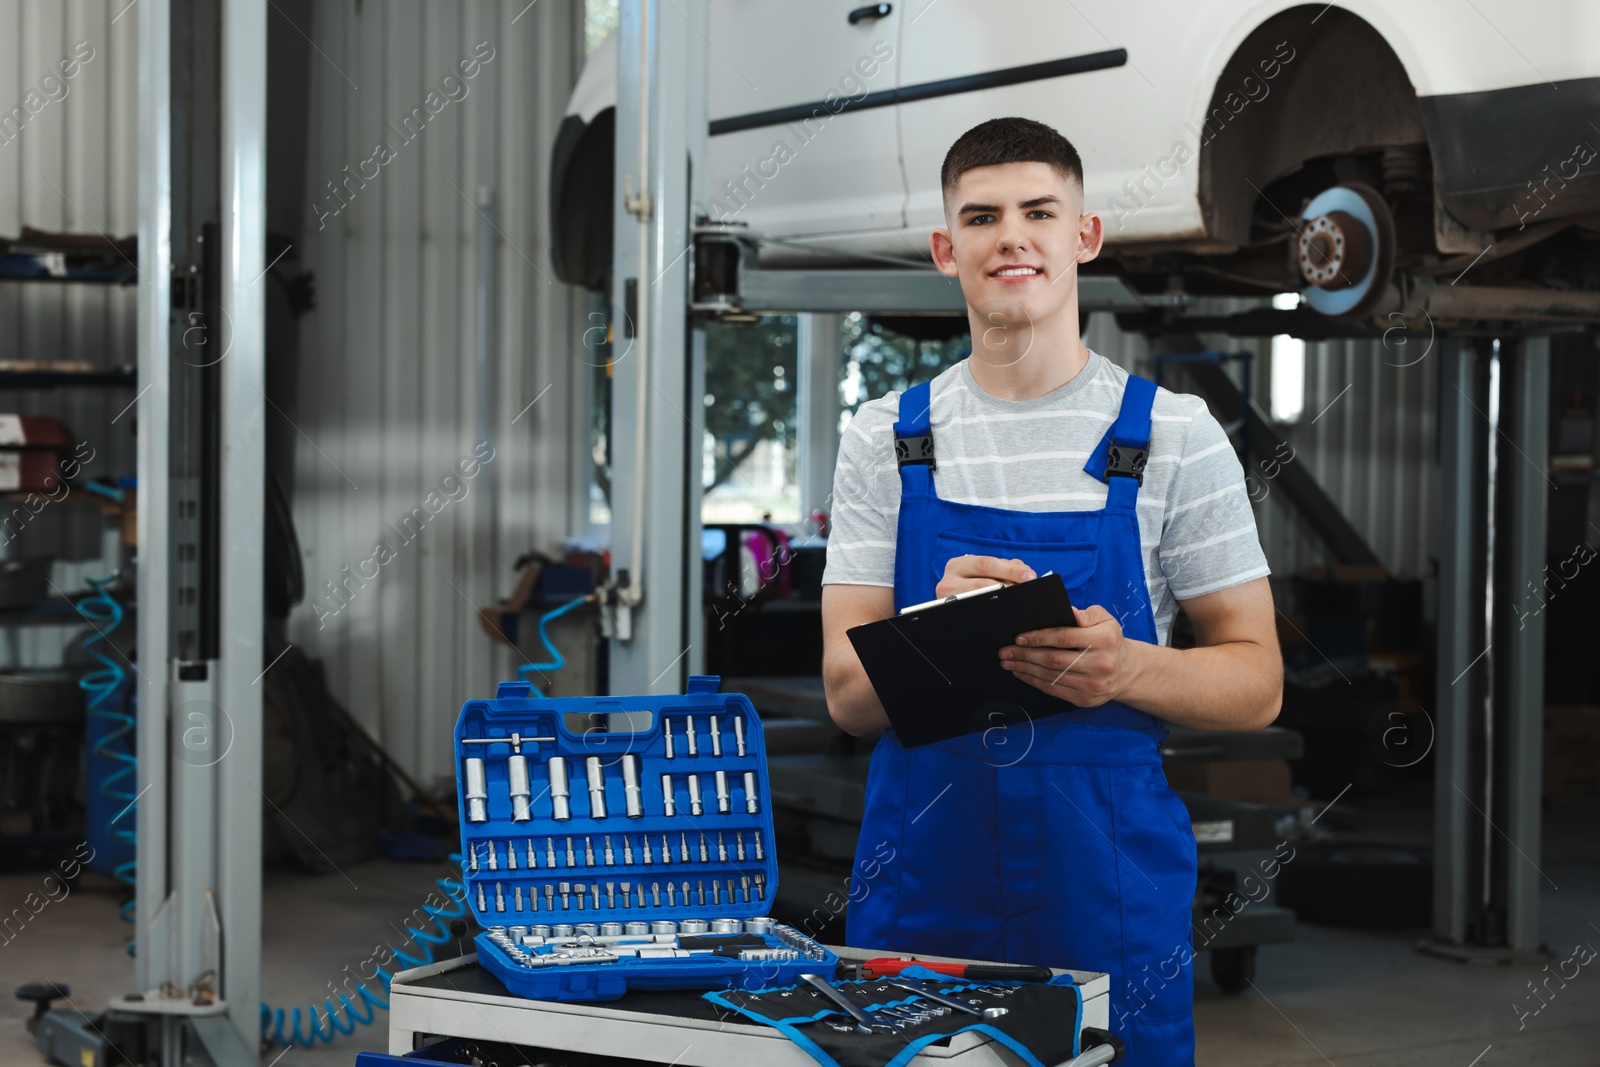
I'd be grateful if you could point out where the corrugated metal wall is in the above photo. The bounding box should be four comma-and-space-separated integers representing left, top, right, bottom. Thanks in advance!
0, 0, 139, 668
1254, 334, 1438, 584
1085, 304, 1439, 598
287, 0, 590, 788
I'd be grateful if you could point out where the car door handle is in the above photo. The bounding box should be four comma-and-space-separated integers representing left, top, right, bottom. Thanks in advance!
848, 3, 891, 25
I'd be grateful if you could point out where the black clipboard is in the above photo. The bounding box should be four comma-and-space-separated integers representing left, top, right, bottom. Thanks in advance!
846, 573, 1077, 747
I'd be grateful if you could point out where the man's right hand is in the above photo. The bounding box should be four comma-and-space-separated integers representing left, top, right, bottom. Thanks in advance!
935, 554, 1036, 599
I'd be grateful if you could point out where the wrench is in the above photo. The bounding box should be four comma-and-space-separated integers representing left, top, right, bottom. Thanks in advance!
878, 1005, 932, 1026
886, 979, 1009, 1019
799, 974, 900, 1034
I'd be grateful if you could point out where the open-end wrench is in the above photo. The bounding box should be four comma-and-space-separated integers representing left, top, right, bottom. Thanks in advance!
878, 1005, 932, 1027
799, 974, 900, 1034
885, 979, 1009, 1019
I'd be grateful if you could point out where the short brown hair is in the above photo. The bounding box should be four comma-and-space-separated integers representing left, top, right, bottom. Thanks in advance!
940, 117, 1084, 198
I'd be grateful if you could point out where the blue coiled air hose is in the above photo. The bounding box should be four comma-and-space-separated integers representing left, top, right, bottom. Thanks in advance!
259, 865, 470, 1047
258, 591, 589, 1043
79, 572, 478, 1047
517, 594, 594, 680
77, 574, 138, 953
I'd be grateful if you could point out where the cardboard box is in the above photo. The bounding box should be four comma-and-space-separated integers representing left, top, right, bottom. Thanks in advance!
1165, 758, 1293, 806
1544, 705, 1600, 798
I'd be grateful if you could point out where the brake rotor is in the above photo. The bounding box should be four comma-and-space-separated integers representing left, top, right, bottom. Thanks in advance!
1294, 182, 1395, 319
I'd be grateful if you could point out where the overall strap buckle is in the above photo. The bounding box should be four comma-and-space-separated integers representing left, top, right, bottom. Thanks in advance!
1105, 444, 1147, 484
1083, 374, 1158, 489
894, 380, 937, 472
895, 434, 935, 469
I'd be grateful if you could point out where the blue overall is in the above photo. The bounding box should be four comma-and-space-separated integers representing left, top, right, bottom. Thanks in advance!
846, 373, 1198, 1067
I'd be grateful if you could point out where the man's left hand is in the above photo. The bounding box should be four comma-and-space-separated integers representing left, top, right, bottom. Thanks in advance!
999, 604, 1143, 707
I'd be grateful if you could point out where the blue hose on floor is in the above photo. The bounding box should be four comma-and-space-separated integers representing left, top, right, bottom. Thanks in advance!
77, 574, 138, 954
259, 864, 470, 1047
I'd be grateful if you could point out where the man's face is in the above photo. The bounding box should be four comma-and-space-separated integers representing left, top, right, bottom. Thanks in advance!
931, 161, 1102, 333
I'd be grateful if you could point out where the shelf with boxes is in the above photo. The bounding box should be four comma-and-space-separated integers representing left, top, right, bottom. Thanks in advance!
455, 674, 837, 1002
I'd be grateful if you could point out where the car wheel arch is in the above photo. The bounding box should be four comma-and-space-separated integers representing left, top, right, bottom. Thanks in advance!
1196, 6, 1428, 250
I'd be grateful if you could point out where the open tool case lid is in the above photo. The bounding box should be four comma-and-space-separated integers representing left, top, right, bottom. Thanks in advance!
453, 674, 779, 928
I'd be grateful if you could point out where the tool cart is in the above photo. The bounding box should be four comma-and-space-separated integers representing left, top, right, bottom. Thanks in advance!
366, 944, 1113, 1067
365, 675, 1119, 1067
1161, 724, 1303, 993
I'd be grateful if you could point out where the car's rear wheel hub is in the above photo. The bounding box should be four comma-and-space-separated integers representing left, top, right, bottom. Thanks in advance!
1293, 182, 1396, 319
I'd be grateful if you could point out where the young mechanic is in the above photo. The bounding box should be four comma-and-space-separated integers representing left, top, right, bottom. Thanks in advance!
820, 117, 1283, 1066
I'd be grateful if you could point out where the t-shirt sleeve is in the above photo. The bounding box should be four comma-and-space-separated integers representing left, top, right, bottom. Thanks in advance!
1157, 399, 1272, 599
821, 400, 900, 588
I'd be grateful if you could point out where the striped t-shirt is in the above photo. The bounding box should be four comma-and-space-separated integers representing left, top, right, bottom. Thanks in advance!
821, 350, 1271, 646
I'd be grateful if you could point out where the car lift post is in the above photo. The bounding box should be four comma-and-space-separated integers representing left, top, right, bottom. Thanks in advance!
1428, 335, 1549, 961
125, 0, 266, 1062
606, 0, 709, 693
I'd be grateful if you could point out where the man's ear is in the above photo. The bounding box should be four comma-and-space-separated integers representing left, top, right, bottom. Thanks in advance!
930, 228, 960, 278
1077, 211, 1105, 264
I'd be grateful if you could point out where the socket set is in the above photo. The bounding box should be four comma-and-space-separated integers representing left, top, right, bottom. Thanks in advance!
454, 674, 838, 1001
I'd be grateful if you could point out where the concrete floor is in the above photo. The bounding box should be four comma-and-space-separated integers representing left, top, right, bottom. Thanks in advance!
3, 787, 1596, 1067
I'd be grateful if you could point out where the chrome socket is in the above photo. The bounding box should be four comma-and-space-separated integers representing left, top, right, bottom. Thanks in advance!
688, 774, 703, 816
586, 757, 608, 819
622, 754, 644, 818
715, 771, 730, 814
548, 757, 571, 821
507, 754, 532, 821
464, 758, 488, 822
744, 771, 759, 814
661, 774, 676, 817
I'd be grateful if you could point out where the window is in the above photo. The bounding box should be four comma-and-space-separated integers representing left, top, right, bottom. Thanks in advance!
839, 313, 970, 432
1269, 292, 1306, 424
702, 316, 800, 523
585, 0, 619, 55
585, 292, 614, 530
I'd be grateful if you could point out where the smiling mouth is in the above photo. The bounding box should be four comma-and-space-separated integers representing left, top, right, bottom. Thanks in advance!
990, 266, 1043, 278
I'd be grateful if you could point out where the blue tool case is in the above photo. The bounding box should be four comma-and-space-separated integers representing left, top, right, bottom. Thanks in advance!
454, 674, 838, 1001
